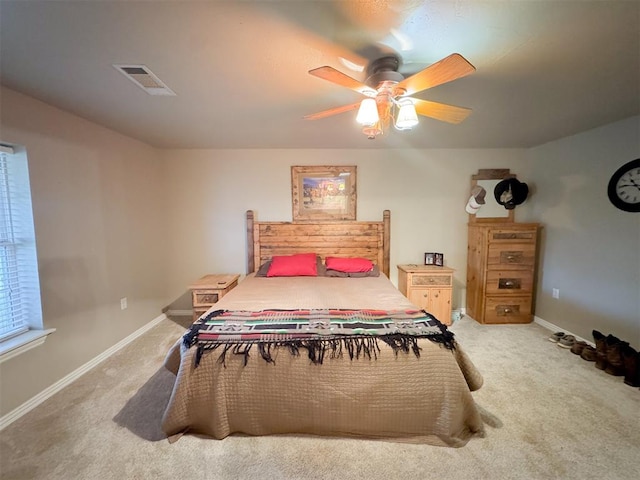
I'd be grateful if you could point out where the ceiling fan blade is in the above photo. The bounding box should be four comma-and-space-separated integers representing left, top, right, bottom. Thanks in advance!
308, 66, 376, 96
412, 99, 472, 124
303, 102, 361, 120
396, 53, 476, 96
256, 1, 415, 65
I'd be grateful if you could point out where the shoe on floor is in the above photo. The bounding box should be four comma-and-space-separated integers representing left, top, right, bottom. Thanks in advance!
580, 345, 597, 361
557, 335, 576, 349
570, 340, 588, 355
604, 336, 628, 376
593, 330, 608, 370
622, 345, 640, 387
549, 331, 565, 343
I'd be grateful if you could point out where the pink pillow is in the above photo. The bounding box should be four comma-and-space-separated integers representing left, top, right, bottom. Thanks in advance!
325, 256, 374, 273
267, 253, 318, 277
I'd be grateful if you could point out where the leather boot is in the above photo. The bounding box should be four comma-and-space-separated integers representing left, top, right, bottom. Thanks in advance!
621, 345, 640, 387
592, 330, 608, 370
580, 345, 597, 362
604, 335, 627, 376
570, 341, 588, 355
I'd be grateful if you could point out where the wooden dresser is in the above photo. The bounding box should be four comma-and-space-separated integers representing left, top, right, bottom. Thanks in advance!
189, 273, 240, 321
397, 265, 454, 325
466, 223, 539, 324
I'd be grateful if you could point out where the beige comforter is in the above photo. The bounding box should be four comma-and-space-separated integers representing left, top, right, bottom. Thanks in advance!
161, 275, 485, 447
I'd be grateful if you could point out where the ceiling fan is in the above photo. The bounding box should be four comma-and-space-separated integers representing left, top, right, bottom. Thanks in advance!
304, 52, 476, 139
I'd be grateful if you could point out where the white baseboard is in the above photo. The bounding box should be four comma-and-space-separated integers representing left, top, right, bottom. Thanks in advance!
533, 315, 593, 346
166, 309, 192, 317
0, 313, 167, 431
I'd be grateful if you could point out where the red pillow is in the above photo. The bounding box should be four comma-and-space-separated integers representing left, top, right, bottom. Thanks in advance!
325, 256, 374, 273
267, 253, 318, 277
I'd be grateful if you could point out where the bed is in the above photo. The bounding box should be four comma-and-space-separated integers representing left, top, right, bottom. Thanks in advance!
161, 210, 485, 447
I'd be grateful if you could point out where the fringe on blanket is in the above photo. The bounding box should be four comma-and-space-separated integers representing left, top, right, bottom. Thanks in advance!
186, 324, 456, 368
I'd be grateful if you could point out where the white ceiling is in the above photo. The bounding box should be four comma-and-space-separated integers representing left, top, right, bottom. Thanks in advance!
1, 0, 638, 149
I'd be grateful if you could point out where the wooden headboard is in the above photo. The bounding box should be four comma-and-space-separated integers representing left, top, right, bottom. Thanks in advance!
246, 210, 391, 277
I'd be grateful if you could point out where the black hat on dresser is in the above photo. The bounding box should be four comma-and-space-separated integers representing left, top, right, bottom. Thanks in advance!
494, 178, 529, 210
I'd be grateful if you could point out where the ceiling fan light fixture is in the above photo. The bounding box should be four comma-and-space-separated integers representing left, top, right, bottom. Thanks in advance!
305, 53, 476, 140
362, 122, 383, 140
356, 98, 379, 126
395, 101, 419, 130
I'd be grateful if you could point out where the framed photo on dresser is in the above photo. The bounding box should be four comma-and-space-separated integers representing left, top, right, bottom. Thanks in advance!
425, 252, 444, 266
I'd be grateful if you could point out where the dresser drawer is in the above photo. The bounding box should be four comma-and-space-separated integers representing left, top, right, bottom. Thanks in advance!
411, 275, 452, 287
487, 243, 536, 269
489, 228, 537, 243
485, 270, 534, 295
192, 290, 220, 307
484, 296, 532, 324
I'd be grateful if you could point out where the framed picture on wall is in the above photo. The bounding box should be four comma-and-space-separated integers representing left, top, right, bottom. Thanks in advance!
291, 166, 357, 221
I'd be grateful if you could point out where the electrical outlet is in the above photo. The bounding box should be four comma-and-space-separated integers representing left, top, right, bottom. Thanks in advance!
120, 297, 128, 310
552, 288, 560, 299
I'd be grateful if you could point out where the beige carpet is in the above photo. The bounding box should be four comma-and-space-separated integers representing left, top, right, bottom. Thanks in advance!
1, 315, 638, 480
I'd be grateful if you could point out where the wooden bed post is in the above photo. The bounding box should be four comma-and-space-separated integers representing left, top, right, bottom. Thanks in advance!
246, 210, 255, 274
383, 210, 390, 278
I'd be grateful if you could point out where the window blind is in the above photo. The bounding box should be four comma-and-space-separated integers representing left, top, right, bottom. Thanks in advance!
0, 146, 42, 342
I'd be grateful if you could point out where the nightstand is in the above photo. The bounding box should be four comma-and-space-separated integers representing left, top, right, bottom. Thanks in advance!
397, 265, 454, 325
189, 274, 240, 321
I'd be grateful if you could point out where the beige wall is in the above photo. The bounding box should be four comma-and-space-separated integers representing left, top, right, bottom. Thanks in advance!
161, 148, 529, 310
0, 87, 168, 416
522, 116, 640, 346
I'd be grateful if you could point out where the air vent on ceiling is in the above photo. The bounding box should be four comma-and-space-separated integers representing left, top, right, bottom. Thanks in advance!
113, 64, 176, 96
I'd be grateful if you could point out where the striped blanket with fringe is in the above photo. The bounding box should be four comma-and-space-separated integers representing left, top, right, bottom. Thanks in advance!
183, 308, 455, 366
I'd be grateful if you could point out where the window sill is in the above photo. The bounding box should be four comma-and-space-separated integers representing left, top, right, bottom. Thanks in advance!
0, 329, 56, 364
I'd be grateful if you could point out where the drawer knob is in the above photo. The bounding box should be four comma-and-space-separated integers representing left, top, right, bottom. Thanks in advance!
429, 278, 434, 282
504, 308, 512, 313
498, 278, 521, 289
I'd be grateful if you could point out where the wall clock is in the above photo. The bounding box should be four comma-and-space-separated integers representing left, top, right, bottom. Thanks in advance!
607, 158, 640, 212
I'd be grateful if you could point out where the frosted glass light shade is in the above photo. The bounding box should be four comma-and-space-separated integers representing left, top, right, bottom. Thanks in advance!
356, 98, 379, 126
395, 102, 419, 129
